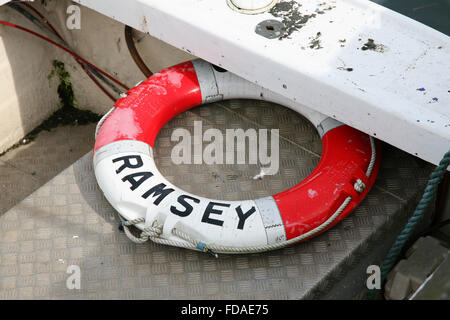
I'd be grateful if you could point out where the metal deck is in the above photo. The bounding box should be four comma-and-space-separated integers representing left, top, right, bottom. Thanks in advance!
0, 100, 433, 299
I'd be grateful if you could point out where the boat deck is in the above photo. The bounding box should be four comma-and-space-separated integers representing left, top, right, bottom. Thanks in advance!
0, 100, 433, 299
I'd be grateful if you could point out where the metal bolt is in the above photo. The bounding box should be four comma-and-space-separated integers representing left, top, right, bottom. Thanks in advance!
255, 20, 285, 39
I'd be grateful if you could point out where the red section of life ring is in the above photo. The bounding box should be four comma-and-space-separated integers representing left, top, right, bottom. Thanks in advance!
95, 62, 202, 151
273, 125, 380, 240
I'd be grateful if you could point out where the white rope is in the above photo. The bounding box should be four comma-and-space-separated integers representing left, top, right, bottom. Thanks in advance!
366, 136, 377, 177
120, 217, 162, 244
95, 106, 116, 139
354, 179, 366, 193
173, 196, 352, 254
120, 136, 377, 256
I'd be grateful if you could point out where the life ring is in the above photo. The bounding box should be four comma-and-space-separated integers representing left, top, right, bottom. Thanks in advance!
93, 59, 381, 255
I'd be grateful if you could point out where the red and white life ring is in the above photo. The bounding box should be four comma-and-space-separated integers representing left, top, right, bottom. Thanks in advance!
93, 59, 381, 255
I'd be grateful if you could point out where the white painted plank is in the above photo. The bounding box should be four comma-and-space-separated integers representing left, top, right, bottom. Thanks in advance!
74, 0, 450, 167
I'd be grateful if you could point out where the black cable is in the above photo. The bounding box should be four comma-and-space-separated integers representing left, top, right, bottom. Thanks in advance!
8, 2, 125, 100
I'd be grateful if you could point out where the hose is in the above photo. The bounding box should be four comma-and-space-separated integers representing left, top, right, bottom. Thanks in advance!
16, 2, 64, 40
125, 25, 153, 78
10, 5, 155, 97
2, 1, 131, 101
10, 2, 120, 101
0, 20, 130, 91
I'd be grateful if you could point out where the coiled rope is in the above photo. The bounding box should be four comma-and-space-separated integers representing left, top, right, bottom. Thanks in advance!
365, 149, 450, 300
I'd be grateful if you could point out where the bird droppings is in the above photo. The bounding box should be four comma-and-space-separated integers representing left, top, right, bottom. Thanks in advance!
361, 39, 376, 50
315, 2, 336, 13
309, 32, 323, 49
269, 1, 336, 41
253, 168, 267, 180
338, 67, 353, 72
307, 189, 318, 199
429, 97, 439, 104
337, 58, 353, 72
269, 1, 317, 40
361, 38, 386, 52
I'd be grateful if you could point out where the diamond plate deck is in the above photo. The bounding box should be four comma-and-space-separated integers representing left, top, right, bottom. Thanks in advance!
0, 100, 433, 299
0, 124, 97, 216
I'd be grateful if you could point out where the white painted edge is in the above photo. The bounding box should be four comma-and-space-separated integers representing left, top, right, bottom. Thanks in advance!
72, 0, 450, 169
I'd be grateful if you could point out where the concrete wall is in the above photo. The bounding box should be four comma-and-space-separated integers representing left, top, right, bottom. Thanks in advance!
0, 0, 194, 153
0, 3, 60, 153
